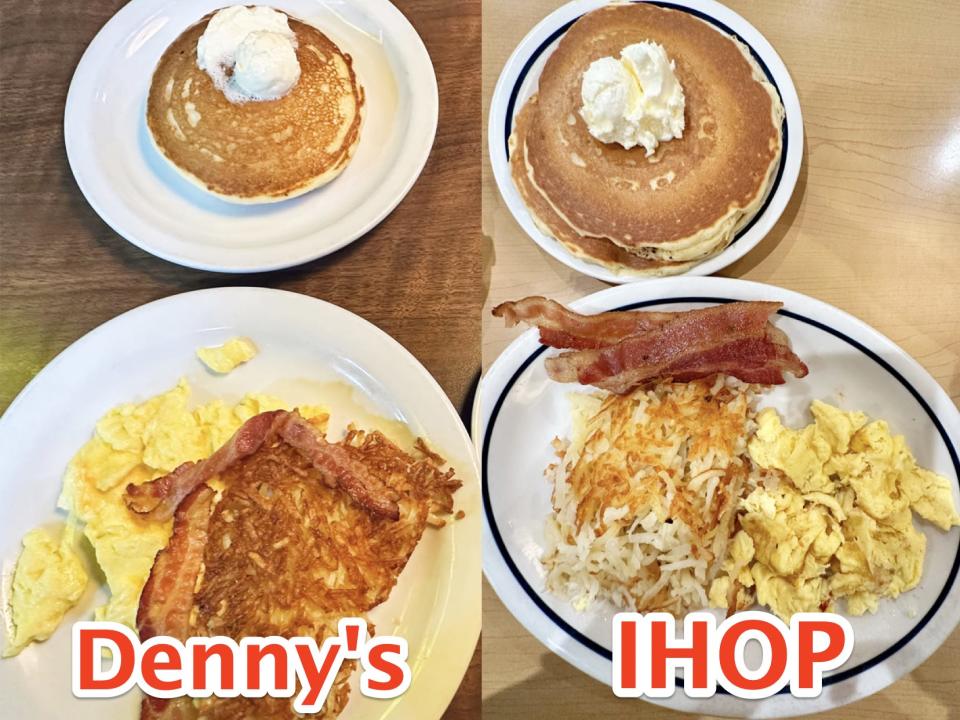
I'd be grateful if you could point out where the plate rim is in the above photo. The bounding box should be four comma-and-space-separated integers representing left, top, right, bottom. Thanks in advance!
487, 0, 804, 284
0, 286, 480, 720
475, 276, 960, 716
63, 0, 440, 274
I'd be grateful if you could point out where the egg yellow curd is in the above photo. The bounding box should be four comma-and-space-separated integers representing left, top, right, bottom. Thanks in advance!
196, 337, 258, 374
709, 400, 960, 620
4, 379, 328, 655
3, 524, 87, 657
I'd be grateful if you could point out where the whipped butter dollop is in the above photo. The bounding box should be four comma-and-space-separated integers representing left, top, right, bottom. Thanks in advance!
579, 41, 685, 155
197, 6, 301, 103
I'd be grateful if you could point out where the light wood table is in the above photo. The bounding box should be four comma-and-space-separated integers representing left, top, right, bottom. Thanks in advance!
0, 0, 480, 716
481, 1, 960, 718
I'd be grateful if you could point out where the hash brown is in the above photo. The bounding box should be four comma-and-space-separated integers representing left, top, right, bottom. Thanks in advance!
139, 415, 460, 719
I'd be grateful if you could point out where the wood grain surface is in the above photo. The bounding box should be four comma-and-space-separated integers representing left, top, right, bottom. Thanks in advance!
0, 0, 480, 717
481, 1, 960, 719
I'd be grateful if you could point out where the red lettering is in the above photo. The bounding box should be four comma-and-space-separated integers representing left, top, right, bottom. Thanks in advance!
192, 640, 235, 691
295, 641, 343, 707
719, 619, 787, 691
796, 619, 848, 690
649, 618, 710, 689
246, 641, 290, 692
365, 642, 405, 693
142, 641, 182, 692
344, 623, 360, 654
618, 618, 638, 691
78, 627, 136, 691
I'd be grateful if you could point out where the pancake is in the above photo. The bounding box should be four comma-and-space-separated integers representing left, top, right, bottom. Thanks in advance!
147, 12, 364, 203
510, 3, 783, 275
510, 98, 696, 276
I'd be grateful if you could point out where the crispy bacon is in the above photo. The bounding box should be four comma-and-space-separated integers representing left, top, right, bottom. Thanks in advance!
551, 302, 784, 382
137, 485, 214, 641
581, 337, 808, 394
125, 409, 401, 523
493, 296, 673, 349
124, 410, 287, 520
137, 485, 213, 720
497, 298, 808, 393
279, 414, 401, 521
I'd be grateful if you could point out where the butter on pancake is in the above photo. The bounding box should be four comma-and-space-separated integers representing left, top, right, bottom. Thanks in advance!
146, 10, 364, 203
510, 3, 784, 276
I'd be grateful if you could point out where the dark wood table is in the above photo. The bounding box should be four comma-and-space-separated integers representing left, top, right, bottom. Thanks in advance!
0, 0, 481, 717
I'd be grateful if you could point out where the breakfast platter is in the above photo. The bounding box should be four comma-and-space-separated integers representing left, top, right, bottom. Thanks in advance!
488, 0, 803, 283
0, 288, 481, 720
2, 0, 959, 717
477, 276, 960, 717
64, 0, 438, 272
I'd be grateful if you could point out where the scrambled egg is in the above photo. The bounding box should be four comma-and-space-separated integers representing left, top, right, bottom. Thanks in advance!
196, 337, 258, 374
709, 401, 960, 620
3, 524, 87, 657
5, 379, 328, 654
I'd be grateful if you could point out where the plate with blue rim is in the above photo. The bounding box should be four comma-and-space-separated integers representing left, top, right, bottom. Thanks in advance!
488, 0, 803, 284
475, 276, 960, 716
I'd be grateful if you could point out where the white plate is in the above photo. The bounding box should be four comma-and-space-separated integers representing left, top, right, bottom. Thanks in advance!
476, 277, 960, 717
488, 0, 803, 284
0, 287, 480, 720
65, 0, 438, 273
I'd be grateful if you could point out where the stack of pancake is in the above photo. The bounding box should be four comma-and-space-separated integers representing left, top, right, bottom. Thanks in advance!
510, 3, 784, 276
147, 11, 364, 203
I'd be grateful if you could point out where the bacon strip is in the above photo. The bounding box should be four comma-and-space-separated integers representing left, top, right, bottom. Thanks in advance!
555, 302, 783, 381
493, 296, 673, 349
498, 298, 808, 393
137, 485, 214, 641
279, 413, 401, 521
124, 410, 287, 521
136, 486, 212, 720
579, 337, 808, 394
125, 409, 401, 523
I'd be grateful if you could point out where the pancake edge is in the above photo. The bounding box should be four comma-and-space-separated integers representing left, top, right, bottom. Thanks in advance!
145, 16, 365, 205
509, 9, 786, 270
146, 101, 365, 204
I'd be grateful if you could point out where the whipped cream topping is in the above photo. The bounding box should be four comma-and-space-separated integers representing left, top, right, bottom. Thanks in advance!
580, 41, 685, 155
197, 6, 301, 103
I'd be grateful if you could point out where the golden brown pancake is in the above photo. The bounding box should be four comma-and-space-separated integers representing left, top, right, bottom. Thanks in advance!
147, 12, 364, 203
511, 3, 783, 275
510, 98, 696, 276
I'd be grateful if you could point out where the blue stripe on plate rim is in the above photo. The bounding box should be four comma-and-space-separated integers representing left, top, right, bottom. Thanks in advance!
481, 296, 960, 695
501, 0, 789, 251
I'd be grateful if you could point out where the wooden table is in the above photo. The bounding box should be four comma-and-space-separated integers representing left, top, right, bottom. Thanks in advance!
0, 0, 480, 716
482, 1, 960, 718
